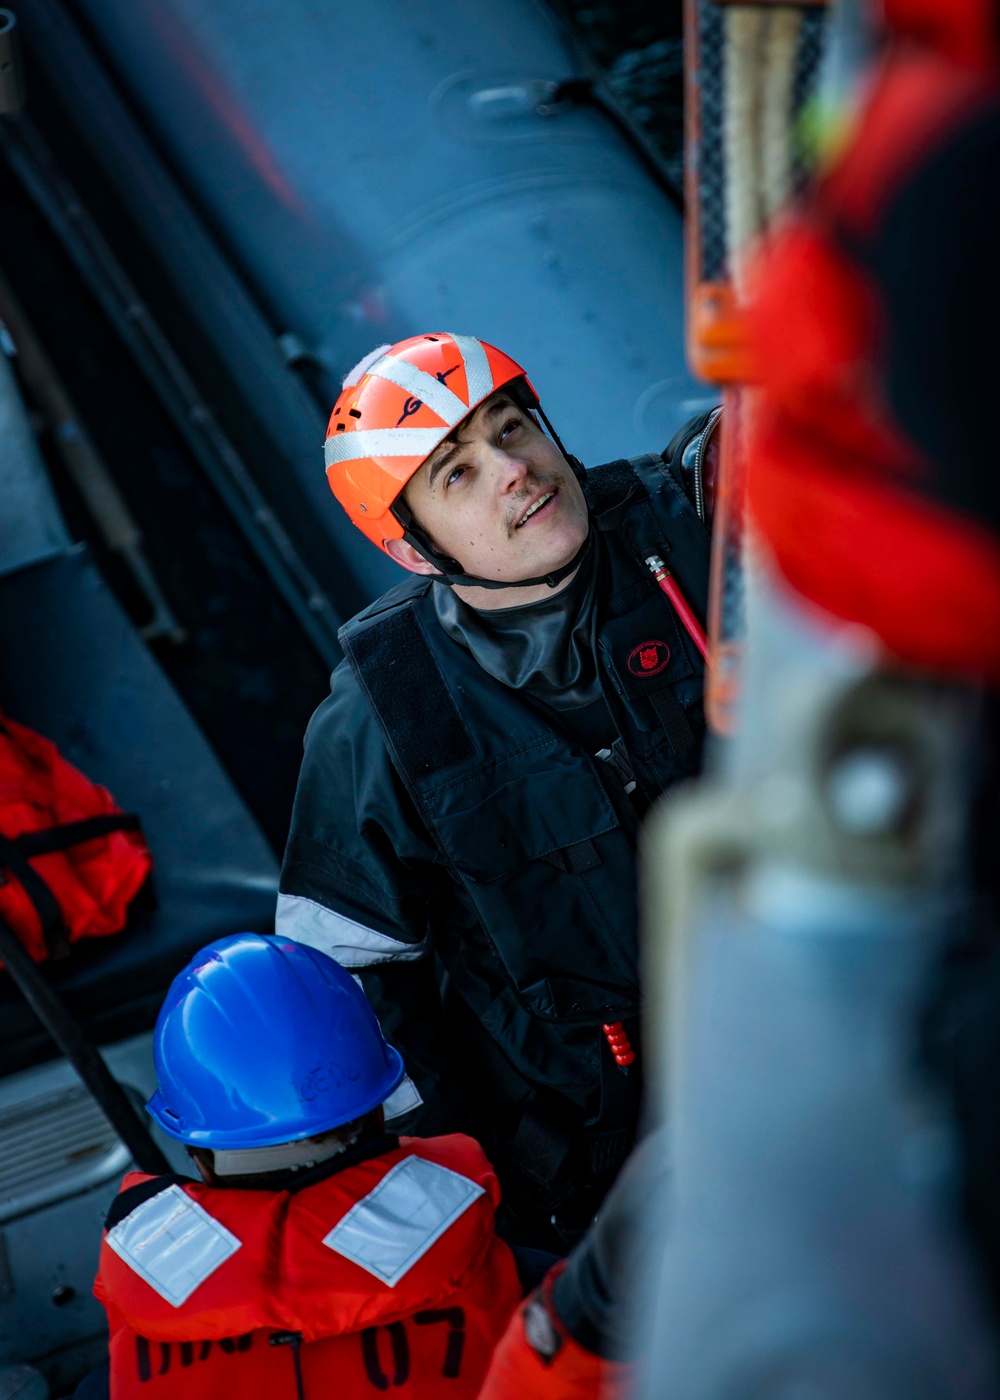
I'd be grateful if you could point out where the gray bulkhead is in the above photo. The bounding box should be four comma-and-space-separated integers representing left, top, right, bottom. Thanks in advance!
35, 0, 707, 603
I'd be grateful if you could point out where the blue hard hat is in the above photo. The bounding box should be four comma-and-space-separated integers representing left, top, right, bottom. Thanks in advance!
146, 933, 405, 1148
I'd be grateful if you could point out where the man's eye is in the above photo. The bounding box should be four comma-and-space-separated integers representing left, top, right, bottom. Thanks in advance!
445, 465, 466, 488
499, 417, 521, 443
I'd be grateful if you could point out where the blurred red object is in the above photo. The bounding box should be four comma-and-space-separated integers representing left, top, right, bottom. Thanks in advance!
0, 712, 151, 961
883, 0, 1000, 69
477, 1266, 632, 1400
746, 2, 1000, 682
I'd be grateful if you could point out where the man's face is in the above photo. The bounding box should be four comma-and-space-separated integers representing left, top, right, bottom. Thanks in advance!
398, 390, 589, 600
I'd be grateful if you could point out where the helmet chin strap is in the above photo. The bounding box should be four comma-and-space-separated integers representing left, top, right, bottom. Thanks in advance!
392, 385, 594, 592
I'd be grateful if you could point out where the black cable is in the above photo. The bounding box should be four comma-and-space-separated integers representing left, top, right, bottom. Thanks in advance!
0, 913, 170, 1175
0, 113, 345, 669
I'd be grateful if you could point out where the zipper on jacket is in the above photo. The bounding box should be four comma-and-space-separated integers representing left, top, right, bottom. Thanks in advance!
692, 406, 723, 524
269, 1331, 305, 1400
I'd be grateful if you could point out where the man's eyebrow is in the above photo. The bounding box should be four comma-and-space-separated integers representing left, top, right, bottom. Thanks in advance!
482, 395, 514, 423
426, 439, 463, 490
425, 396, 517, 489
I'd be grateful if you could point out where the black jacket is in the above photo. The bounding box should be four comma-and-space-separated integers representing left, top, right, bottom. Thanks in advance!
279, 438, 711, 1242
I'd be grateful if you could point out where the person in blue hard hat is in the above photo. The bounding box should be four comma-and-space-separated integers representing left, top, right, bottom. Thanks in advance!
80, 933, 522, 1400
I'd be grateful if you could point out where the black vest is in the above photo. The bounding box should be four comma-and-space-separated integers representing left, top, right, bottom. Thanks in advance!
339, 456, 709, 1128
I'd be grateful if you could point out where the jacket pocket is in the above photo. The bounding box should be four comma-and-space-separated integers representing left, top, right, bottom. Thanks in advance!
421, 744, 639, 1002
424, 741, 619, 882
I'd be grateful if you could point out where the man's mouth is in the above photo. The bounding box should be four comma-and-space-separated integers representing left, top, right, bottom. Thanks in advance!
515, 488, 557, 529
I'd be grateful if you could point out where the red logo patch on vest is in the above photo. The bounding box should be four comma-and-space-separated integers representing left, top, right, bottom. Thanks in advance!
627, 639, 670, 677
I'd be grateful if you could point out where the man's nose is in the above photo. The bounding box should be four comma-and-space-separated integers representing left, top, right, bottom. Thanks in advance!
493, 448, 531, 493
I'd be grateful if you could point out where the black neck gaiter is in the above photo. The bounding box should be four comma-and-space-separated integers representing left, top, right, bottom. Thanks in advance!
432, 535, 602, 711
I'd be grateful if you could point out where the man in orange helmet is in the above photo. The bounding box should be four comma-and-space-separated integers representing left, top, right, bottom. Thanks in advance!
279, 332, 716, 1249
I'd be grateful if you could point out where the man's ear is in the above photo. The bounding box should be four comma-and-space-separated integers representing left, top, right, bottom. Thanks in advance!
384, 536, 442, 576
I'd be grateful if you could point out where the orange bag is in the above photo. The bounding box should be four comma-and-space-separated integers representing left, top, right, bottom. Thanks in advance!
0, 711, 151, 960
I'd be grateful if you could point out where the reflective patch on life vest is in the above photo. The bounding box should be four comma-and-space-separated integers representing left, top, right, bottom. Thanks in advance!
323, 1156, 484, 1287
106, 1183, 241, 1307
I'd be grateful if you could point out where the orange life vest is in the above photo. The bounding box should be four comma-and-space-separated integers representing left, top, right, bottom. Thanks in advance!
95, 1134, 520, 1400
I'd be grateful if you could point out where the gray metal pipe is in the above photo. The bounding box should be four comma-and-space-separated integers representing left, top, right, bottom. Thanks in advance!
1, 116, 346, 667
0, 265, 186, 644
0, 10, 26, 115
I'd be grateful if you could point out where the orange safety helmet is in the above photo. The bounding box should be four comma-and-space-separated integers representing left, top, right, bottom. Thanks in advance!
325, 333, 536, 552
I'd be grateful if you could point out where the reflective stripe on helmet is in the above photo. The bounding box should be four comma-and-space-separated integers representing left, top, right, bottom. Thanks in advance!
449, 333, 494, 405
367, 353, 471, 426
382, 1072, 423, 1121
324, 426, 447, 467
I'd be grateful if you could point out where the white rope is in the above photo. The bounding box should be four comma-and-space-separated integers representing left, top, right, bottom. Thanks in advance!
761, 7, 803, 224
722, 4, 802, 298
722, 5, 765, 296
